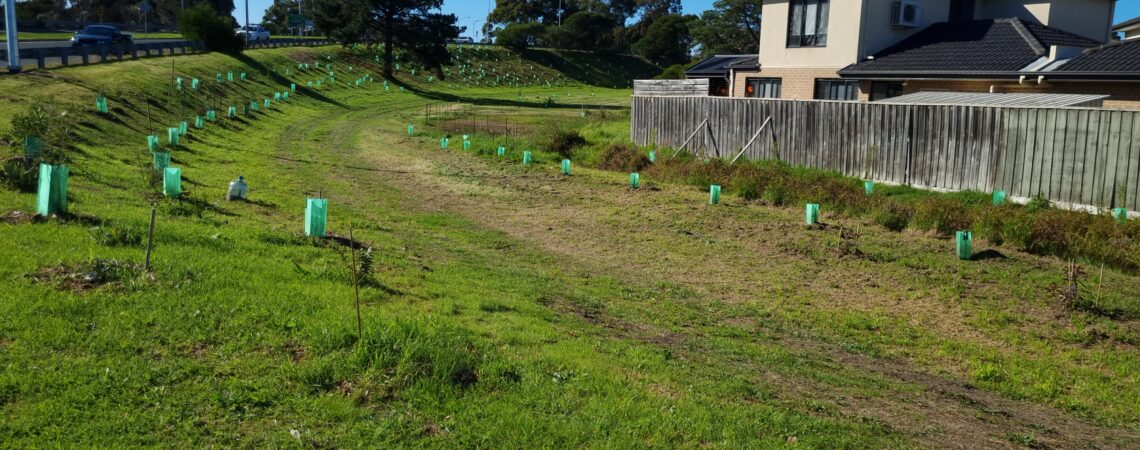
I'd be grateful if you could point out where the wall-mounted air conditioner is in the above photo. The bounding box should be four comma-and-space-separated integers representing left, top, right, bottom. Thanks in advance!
891, 1, 923, 28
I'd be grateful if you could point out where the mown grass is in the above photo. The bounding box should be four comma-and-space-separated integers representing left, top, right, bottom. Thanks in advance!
0, 46, 927, 447
404, 99, 1140, 432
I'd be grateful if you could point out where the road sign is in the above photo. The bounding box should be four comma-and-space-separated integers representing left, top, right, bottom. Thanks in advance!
288, 14, 305, 27
139, 1, 153, 13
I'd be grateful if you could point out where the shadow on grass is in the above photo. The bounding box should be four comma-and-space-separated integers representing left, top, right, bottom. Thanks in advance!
233, 53, 348, 109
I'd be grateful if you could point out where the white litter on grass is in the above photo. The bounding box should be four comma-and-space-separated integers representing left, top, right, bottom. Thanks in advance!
289, 429, 301, 440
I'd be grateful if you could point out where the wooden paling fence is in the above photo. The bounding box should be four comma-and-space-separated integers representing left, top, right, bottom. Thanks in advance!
631, 96, 1140, 212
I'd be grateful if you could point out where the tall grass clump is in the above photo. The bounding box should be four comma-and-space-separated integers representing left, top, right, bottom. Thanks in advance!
637, 151, 1140, 271
292, 319, 489, 396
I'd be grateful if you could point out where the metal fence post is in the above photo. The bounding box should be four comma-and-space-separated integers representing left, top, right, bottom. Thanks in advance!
35, 48, 44, 69
59, 46, 68, 66
80, 45, 89, 64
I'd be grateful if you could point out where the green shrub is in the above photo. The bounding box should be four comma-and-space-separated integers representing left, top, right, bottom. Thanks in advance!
655, 64, 687, 80
1027, 193, 1052, 212
496, 22, 546, 51
179, 5, 244, 54
871, 199, 913, 232
7, 98, 75, 164
1, 158, 37, 192
912, 198, 973, 236
545, 125, 586, 159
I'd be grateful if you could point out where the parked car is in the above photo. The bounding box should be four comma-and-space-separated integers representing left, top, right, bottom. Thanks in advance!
450, 37, 474, 44
70, 25, 133, 47
237, 25, 271, 43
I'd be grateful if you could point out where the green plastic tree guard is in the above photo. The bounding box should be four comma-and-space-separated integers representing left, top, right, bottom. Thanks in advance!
195, 116, 204, 129
648, 150, 656, 163
207, 110, 217, 122
283, 92, 289, 100
562, 159, 571, 175
163, 167, 182, 198
463, 140, 471, 150
1113, 208, 1128, 224
24, 136, 42, 159
227, 72, 234, 82
630, 173, 640, 189
864, 181, 874, 195
497, 147, 505, 157
191, 78, 199, 90
228, 106, 237, 118
291, 83, 297, 92
147, 135, 159, 152
179, 121, 188, 135
264, 99, 271, 108
523, 151, 533, 165
152, 152, 171, 171
216, 73, 223, 82
274, 92, 282, 101
407, 125, 415, 135
710, 185, 721, 205
240, 72, 247, 81
440, 138, 449, 149
168, 128, 180, 146
36, 163, 68, 216
806, 203, 820, 225
305, 198, 328, 238
956, 231, 972, 260
992, 191, 1006, 206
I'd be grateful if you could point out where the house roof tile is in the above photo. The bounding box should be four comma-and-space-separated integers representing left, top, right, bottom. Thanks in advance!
839, 18, 1100, 77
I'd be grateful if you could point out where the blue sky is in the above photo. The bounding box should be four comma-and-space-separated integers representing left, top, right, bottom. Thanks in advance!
235, 0, 1140, 34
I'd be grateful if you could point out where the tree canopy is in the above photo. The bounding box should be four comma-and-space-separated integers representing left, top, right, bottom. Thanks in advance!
311, 0, 461, 76
690, 0, 763, 57
14, 0, 235, 29
489, 0, 699, 67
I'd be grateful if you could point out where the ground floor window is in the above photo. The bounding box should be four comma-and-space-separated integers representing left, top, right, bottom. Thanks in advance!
814, 78, 858, 100
745, 78, 782, 98
870, 81, 905, 101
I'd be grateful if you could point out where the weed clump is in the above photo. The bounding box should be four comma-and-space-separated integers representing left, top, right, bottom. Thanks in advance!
544, 125, 586, 159
598, 143, 651, 172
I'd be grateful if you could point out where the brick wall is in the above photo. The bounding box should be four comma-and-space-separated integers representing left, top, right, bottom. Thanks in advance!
731, 68, 843, 99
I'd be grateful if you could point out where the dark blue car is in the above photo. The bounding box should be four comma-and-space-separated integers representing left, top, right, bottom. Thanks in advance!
70, 25, 134, 47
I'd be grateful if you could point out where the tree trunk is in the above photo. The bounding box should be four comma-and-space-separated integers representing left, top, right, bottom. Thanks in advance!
384, 11, 395, 77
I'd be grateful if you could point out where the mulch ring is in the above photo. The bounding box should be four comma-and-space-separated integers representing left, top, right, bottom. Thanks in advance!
0, 211, 39, 225
29, 259, 151, 293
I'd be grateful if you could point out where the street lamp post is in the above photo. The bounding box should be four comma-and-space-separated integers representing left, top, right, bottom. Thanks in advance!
3, 0, 20, 73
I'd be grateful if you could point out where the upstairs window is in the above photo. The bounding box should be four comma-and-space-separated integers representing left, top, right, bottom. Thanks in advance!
787, 0, 830, 48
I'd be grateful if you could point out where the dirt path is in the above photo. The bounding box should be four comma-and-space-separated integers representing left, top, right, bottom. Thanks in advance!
340, 123, 1139, 448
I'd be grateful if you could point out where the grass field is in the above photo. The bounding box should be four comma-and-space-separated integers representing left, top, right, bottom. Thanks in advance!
0, 46, 1138, 448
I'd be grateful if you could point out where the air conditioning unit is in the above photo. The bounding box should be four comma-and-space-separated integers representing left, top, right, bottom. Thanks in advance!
892, 1, 923, 28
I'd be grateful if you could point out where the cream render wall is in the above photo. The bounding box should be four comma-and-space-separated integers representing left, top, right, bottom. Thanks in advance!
759, 0, 864, 70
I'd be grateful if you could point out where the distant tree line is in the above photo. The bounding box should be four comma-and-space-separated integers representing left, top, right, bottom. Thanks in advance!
13, 0, 235, 28
491, 0, 762, 67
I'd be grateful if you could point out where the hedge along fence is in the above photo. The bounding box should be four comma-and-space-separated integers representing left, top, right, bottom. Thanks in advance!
631, 96, 1140, 214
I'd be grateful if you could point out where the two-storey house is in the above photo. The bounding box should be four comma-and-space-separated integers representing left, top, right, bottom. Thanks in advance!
724, 0, 1140, 108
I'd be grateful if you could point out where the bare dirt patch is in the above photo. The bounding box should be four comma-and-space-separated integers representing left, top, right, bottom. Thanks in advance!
29, 259, 148, 293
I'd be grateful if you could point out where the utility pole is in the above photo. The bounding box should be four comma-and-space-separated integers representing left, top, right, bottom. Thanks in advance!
244, 0, 249, 39
558, 0, 563, 25
3, 0, 20, 73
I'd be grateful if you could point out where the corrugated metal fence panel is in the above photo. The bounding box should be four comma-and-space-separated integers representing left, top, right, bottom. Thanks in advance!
631, 95, 1140, 211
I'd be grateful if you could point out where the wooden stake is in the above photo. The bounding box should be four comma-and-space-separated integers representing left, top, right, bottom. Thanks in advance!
349, 225, 362, 340
144, 206, 156, 271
